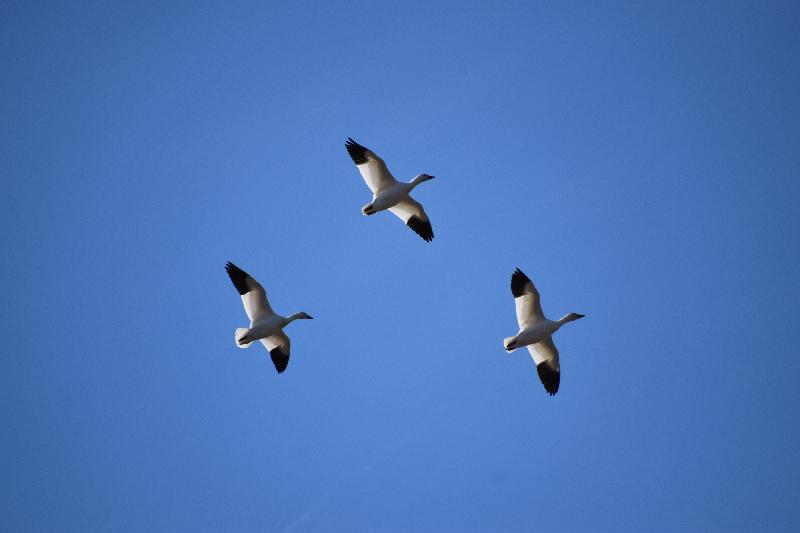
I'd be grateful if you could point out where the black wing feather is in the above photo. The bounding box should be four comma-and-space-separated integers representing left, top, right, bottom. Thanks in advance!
345, 137, 370, 165
270, 347, 290, 374
510, 268, 532, 298
407, 216, 434, 242
226, 261, 253, 295
536, 361, 560, 396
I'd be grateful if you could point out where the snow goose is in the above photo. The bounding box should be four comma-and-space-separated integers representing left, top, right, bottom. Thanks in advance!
503, 268, 584, 395
345, 137, 435, 242
225, 261, 313, 374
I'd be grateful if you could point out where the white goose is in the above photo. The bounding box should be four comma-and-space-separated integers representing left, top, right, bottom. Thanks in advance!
345, 137, 435, 242
503, 268, 584, 395
225, 262, 313, 374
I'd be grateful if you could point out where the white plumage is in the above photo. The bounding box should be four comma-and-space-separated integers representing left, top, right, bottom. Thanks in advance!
503, 268, 585, 396
345, 138, 436, 242
225, 262, 313, 374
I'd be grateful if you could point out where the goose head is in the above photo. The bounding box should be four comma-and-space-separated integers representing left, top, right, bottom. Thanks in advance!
288, 311, 314, 322
410, 173, 436, 187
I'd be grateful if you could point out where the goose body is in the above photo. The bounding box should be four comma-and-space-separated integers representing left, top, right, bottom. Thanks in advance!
510, 319, 561, 348
504, 268, 584, 396
345, 137, 435, 242
243, 314, 294, 344
225, 262, 313, 374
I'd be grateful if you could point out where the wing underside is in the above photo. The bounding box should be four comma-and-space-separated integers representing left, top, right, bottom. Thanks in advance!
260, 331, 291, 373
527, 337, 560, 395
226, 262, 273, 322
388, 198, 434, 242
511, 268, 544, 326
345, 138, 396, 194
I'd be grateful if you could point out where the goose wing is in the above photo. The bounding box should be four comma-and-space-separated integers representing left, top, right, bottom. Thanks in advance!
389, 197, 434, 242
260, 331, 291, 374
345, 138, 397, 194
528, 337, 560, 396
511, 268, 545, 326
225, 262, 273, 323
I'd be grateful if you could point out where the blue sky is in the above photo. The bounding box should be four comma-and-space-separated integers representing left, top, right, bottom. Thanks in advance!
2, 1, 799, 531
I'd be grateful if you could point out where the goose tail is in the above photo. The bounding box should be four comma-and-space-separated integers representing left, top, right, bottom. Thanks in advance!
504, 336, 518, 352
235, 328, 254, 348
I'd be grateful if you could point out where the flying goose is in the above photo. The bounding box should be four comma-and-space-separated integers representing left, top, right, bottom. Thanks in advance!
503, 268, 585, 395
225, 261, 313, 374
345, 137, 435, 242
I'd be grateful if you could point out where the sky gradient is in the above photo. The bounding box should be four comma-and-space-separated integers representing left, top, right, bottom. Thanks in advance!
3, 1, 800, 531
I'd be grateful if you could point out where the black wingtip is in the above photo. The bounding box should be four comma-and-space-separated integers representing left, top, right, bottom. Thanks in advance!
225, 261, 251, 295
270, 347, 290, 374
536, 361, 560, 396
407, 216, 434, 242
510, 268, 531, 298
345, 137, 369, 165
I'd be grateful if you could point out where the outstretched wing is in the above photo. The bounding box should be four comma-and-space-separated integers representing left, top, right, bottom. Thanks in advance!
345, 138, 397, 194
511, 268, 544, 327
225, 262, 273, 323
260, 331, 291, 374
389, 197, 434, 242
528, 337, 560, 396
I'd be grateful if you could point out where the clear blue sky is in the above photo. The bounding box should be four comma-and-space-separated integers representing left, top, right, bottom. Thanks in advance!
2, 1, 799, 531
